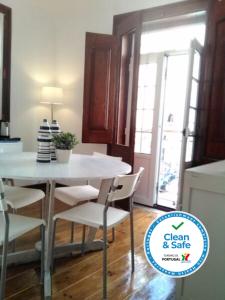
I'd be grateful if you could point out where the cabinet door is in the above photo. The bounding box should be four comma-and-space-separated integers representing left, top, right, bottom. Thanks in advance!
195, 0, 225, 161
82, 32, 117, 144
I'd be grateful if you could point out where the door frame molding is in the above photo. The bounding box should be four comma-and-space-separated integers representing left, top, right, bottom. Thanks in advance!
110, 0, 209, 169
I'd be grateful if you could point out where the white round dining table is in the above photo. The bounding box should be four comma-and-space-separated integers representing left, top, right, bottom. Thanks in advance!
0, 152, 131, 180
0, 152, 131, 299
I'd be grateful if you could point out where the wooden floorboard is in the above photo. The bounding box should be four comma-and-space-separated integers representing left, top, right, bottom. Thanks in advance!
4, 201, 175, 300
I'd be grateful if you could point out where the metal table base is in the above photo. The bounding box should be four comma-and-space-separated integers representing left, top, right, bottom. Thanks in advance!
0, 239, 104, 266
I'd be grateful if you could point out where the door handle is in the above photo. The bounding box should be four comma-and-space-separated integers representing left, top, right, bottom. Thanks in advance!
182, 128, 189, 138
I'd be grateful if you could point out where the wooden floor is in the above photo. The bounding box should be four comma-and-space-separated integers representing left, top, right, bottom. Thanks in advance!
4, 201, 175, 300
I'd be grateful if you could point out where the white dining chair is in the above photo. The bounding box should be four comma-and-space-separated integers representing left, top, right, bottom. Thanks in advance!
0, 179, 46, 300
3, 184, 45, 251
54, 152, 122, 243
52, 167, 144, 300
5, 185, 45, 213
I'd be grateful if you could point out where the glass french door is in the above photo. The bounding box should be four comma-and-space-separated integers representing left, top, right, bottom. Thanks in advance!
177, 39, 203, 209
134, 53, 164, 207
154, 40, 203, 209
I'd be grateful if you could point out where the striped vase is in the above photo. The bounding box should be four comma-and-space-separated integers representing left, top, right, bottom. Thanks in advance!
37, 119, 52, 163
50, 120, 61, 161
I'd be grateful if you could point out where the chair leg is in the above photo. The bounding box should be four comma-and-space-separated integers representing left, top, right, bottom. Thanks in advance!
41, 197, 45, 219
130, 201, 135, 273
40, 224, 45, 284
51, 219, 57, 273
111, 202, 116, 243
0, 241, 8, 300
70, 222, 75, 244
103, 226, 108, 300
11, 208, 16, 252
40, 198, 45, 244
103, 208, 108, 300
111, 228, 115, 243
81, 225, 86, 255
0, 213, 9, 300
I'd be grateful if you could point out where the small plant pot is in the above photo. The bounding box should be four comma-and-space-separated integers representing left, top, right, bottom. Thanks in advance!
56, 149, 72, 163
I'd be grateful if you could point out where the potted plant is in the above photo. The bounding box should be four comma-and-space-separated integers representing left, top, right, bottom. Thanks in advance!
52, 132, 79, 163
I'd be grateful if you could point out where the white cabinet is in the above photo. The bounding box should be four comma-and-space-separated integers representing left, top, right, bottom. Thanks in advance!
0, 141, 23, 153
0, 142, 46, 187
0, 141, 25, 185
176, 160, 225, 300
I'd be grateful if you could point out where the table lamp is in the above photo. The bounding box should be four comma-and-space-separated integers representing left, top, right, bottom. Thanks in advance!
40, 86, 63, 121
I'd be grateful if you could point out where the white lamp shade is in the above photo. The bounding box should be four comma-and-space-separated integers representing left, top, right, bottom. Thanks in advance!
40, 86, 63, 104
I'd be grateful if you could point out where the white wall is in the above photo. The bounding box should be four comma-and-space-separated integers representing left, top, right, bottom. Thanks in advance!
1, 0, 114, 154
2, 0, 187, 153
50, 0, 113, 154
112, 0, 185, 15
0, 0, 56, 151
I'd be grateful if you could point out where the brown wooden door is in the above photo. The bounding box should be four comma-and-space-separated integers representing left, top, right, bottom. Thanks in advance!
195, 0, 225, 163
82, 32, 117, 144
107, 12, 142, 167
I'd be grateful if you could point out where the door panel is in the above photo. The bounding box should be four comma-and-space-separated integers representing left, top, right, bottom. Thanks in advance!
177, 39, 203, 209
82, 32, 117, 144
134, 53, 164, 207
155, 53, 189, 209
107, 12, 142, 166
195, 0, 225, 162
208, 19, 225, 142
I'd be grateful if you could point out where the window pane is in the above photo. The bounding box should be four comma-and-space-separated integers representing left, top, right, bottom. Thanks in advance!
139, 65, 147, 85
142, 110, 153, 132
139, 63, 157, 86
163, 54, 189, 130
138, 65, 145, 86
141, 23, 206, 54
188, 108, 197, 134
135, 132, 141, 153
193, 50, 201, 80
141, 132, 152, 154
136, 110, 143, 131
137, 87, 144, 109
185, 136, 195, 162
136, 61, 156, 155
146, 63, 157, 85
143, 85, 155, 109
190, 79, 199, 108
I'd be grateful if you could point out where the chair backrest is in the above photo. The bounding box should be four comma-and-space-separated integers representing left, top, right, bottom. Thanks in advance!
107, 167, 144, 202
93, 152, 122, 161
0, 178, 7, 212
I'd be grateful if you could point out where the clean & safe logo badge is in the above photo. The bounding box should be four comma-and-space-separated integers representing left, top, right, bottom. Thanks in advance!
144, 211, 209, 277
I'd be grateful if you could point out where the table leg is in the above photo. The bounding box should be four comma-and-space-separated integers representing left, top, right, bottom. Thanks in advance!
44, 180, 55, 299
43, 178, 113, 298
42, 181, 50, 222
0, 249, 40, 265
